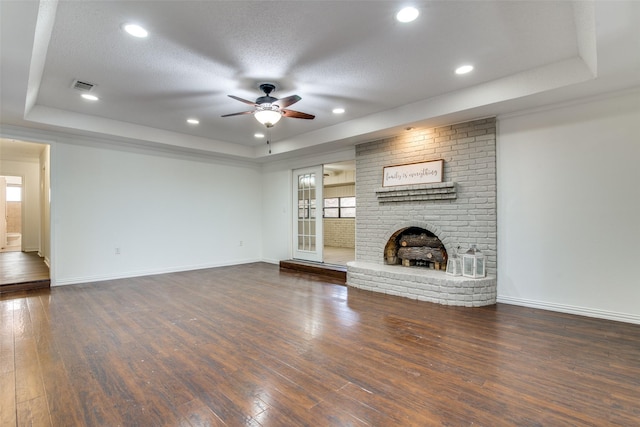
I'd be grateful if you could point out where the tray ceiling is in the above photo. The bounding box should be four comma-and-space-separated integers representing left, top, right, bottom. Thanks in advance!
1, 1, 639, 160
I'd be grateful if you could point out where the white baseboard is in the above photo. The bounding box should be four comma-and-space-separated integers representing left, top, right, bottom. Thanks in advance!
52, 258, 263, 286
497, 295, 640, 325
37, 251, 51, 267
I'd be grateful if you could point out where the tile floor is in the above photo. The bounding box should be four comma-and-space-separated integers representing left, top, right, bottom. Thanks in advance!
0, 234, 21, 253
323, 246, 354, 266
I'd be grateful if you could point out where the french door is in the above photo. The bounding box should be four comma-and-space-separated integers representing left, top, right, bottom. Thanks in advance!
292, 166, 323, 262
0, 177, 6, 249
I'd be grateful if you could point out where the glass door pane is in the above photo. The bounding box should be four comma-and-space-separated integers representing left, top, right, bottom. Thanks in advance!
292, 166, 323, 262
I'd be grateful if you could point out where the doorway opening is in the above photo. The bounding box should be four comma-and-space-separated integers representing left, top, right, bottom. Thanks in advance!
322, 161, 355, 266
1, 175, 22, 252
291, 161, 356, 267
0, 138, 51, 291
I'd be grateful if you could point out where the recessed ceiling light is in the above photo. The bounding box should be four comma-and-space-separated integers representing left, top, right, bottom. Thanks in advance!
396, 7, 419, 23
455, 65, 474, 75
332, 108, 345, 114
81, 94, 99, 101
254, 133, 265, 138
186, 118, 199, 125
123, 23, 148, 38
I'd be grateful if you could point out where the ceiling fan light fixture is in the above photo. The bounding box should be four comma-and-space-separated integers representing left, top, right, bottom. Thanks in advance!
254, 107, 282, 128
223, 84, 313, 125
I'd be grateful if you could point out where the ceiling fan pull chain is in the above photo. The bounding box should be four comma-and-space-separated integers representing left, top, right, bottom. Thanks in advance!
267, 128, 272, 154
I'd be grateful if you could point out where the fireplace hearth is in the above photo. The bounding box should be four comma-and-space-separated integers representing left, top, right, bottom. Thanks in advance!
347, 261, 496, 307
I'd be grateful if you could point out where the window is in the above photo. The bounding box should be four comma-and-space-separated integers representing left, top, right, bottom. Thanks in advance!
6, 186, 21, 202
323, 198, 339, 217
340, 196, 356, 218
323, 196, 356, 218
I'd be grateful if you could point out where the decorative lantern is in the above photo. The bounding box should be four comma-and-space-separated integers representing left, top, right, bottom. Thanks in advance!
446, 250, 462, 276
462, 244, 486, 278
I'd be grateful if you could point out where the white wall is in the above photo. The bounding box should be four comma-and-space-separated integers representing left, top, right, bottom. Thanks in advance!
260, 167, 291, 264
52, 140, 263, 285
0, 159, 41, 251
497, 90, 640, 323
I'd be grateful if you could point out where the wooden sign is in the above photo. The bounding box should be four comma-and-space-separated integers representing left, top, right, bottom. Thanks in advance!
382, 159, 443, 187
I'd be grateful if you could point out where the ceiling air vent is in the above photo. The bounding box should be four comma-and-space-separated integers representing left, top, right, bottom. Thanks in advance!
71, 79, 95, 92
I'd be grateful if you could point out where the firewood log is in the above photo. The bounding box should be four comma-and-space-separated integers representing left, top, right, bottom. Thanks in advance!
399, 234, 443, 247
397, 246, 446, 263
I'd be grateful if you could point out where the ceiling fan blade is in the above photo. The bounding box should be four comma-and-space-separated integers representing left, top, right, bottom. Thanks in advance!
274, 95, 301, 109
282, 109, 315, 120
221, 111, 254, 117
228, 95, 257, 106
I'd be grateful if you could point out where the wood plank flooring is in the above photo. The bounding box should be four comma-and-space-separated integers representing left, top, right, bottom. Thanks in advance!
0, 251, 50, 293
1, 262, 639, 426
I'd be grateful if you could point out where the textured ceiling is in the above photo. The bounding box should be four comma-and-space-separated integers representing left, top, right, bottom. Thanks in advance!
1, 1, 639, 160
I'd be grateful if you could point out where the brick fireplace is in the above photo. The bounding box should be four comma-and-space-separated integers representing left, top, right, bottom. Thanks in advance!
346, 118, 497, 306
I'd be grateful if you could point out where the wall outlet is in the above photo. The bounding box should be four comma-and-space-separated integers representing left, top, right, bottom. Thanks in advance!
115, 247, 121, 255
239, 241, 243, 247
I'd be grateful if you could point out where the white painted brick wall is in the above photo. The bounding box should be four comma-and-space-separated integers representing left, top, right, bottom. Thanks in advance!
348, 118, 497, 306
324, 218, 355, 248
354, 118, 497, 275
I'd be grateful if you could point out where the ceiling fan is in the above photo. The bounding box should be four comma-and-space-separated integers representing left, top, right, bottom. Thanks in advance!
221, 83, 315, 128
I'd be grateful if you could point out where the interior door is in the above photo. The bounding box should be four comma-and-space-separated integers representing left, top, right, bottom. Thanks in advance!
292, 166, 323, 262
0, 177, 6, 249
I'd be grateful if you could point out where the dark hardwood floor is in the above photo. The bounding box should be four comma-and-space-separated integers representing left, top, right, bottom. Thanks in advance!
0, 251, 50, 293
1, 263, 639, 426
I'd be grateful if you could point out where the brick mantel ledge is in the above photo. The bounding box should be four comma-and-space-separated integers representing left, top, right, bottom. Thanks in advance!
375, 182, 456, 203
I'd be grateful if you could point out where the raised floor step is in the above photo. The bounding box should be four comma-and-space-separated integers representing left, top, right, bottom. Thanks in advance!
279, 259, 347, 284
0, 279, 51, 294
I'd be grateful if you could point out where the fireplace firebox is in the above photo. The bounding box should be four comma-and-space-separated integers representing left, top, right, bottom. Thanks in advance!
385, 227, 448, 270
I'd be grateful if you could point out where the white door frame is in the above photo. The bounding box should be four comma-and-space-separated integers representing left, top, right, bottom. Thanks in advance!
292, 166, 323, 262
0, 177, 6, 249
